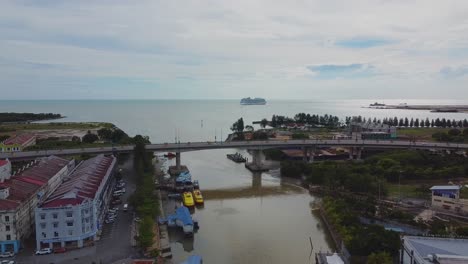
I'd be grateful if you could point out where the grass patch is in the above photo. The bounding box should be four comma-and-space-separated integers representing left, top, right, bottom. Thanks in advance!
398, 128, 449, 140
387, 184, 431, 199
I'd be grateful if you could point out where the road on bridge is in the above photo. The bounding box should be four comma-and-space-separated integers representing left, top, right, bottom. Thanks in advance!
1, 139, 467, 160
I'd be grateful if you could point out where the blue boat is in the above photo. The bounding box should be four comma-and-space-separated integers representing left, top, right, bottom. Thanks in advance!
165, 206, 195, 236
181, 255, 203, 264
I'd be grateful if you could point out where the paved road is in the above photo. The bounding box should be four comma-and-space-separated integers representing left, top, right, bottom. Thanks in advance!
2, 139, 468, 160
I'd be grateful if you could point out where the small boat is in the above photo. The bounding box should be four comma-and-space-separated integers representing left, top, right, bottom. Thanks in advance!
182, 192, 195, 207
193, 190, 204, 205
164, 152, 176, 158
181, 255, 203, 264
227, 153, 247, 163
193, 180, 200, 190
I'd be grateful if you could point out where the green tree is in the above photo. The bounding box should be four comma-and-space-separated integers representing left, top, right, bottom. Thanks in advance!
367, 252, 392, 264
82, 131, 99, 143
260, 118, 268, 128
97, 128, 113, 141
138, 216, 154, 248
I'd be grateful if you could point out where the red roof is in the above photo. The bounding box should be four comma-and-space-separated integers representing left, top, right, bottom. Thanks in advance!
0, 156, 70, 211
4, 134, 35, 146
41, 155, 115, 208
0, 160, 9, 167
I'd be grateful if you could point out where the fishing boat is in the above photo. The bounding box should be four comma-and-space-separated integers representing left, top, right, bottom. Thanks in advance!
193, 189, 204, 205
227, 153, 247, 163
182, 191, 195, 207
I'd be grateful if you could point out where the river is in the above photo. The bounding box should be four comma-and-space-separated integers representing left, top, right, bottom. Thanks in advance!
162, 149, 333, 264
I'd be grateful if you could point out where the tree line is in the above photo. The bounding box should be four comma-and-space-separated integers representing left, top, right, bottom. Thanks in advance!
129, 137, 160, 255
348, 115, 468, 128
0, 112, 62, 123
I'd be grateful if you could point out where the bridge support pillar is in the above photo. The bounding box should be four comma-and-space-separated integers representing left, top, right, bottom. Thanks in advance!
245, 149, 268, 172
348, 147, 354, 160
302, 147, 308, 162
176, 152, 181, 170
309, 148, 315, 163
356, 147, 362, 160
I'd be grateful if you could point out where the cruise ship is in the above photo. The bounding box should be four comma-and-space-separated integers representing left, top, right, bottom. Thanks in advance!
240, 97, 266, 105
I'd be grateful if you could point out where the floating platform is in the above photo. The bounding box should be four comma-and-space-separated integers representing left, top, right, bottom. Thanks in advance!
245, 162, 269, 172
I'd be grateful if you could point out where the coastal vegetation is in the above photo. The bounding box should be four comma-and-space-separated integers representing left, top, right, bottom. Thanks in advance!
24, 127, 151, 151
0, 112, 62, 123
0, 122, 113, 133
432, 128, 468, 143
130, 137, 160, 249
322, 197, 401, 261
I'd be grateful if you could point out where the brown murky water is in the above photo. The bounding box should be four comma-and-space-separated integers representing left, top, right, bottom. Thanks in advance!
164, 149, 333, 264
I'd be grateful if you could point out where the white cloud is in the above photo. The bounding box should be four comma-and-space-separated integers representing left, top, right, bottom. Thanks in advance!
0, 0, 468, 99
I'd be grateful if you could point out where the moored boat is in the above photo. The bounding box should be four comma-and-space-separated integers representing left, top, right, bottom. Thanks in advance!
193, 189, 204, 205
182, 191, 195, 207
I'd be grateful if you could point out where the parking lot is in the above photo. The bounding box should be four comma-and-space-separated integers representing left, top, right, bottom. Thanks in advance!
14, 155, 140, 264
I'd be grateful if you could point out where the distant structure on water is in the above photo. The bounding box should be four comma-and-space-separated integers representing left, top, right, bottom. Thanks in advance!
240, 97, 266, 105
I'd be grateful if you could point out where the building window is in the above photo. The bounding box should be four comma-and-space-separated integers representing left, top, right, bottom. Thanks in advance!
66, 211, 73, 217
66, 221, 74, 227
40, 214, 46, 220
5, 225, 10, 231
6, 235, 11, 240
4, 216, 9, 222
42, 232, 46, 238
53, 213, 58, 219
54, 232, 58, 238
68, 230, 73, 236
40, 223, 46, 229
53, 222, 59, 228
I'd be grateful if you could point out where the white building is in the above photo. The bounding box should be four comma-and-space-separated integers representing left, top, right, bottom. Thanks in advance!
0, 156, 73, 253
430, 185, 468, 215
401, 236, 468, 264
0, 160, 11, 183
35, 155, 116, 250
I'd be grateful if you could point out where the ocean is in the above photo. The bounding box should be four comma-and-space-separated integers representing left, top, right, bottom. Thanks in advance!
1, 99, 467, 143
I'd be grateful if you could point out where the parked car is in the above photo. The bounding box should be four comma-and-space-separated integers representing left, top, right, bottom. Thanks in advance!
35, 248, 52, 255
53, 247, 66, 253
105, 219, 114, 224
1, 260, 15, 264
0, 251, 14, 258
111, 199, 122, 205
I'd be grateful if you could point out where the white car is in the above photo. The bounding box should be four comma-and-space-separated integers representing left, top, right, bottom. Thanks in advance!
0, 252, 13, 258
1, 260, 14, 264
35, 248, 52, 255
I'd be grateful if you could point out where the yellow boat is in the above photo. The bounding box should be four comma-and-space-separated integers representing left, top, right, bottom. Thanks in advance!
193, 190, 204, 205
182, 192, 195, 207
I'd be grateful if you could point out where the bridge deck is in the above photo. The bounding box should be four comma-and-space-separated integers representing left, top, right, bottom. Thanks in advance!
1, 139, 467, 160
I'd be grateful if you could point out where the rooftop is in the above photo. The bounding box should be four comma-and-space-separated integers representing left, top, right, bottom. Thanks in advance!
0, 156, 70, 211
3, 133, 35, 146
41, 154, 115, 208
430, 186, 461, 191
403, 236, 468, 264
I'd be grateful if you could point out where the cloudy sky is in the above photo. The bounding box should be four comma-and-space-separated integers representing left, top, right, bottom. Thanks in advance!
1, 0, 468, 99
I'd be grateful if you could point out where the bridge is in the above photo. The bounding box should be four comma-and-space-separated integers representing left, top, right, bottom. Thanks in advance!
1, 139, 467, 171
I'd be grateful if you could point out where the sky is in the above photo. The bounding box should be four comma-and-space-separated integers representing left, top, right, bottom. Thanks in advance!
1, 0, 468, 100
